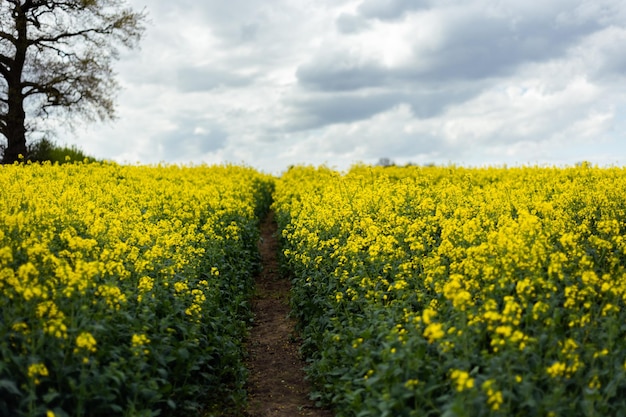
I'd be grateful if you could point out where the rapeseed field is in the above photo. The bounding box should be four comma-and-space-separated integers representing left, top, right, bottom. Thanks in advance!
274, 164, 626, 417
4, 160, 626, 417
0, 161, 273, 417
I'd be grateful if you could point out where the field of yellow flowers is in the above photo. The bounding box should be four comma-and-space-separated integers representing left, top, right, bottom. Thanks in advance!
0, 162, 273, 417
274, 164, 626, 417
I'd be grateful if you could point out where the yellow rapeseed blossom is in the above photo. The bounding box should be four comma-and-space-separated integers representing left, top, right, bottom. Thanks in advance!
131, 333, 150, 347
423, 322, 445, 344
45, 318, 68, 339
482, 379, 504, 411
449, 369, 474, 392
27, 363, 49, 385
95, 284, 126, 310
11, 322, 29, 333
174, 281, 189, 294
546, 361, 567, 378
422, 307, 437, 325
137, 276, 154, 293
404, 379, 419, 389
185, 303, 202, 318
588, 375, 601, 390
74, 332, 97, 354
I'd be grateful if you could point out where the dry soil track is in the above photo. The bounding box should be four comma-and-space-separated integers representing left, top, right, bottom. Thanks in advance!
244, 212, 334, 417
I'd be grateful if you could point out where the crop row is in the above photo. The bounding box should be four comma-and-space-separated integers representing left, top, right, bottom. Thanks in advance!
0, 162, 274, 417
274, 164, 626, 417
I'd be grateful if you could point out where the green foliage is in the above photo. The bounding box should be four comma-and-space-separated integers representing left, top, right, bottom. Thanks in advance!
26, 138, 98, 164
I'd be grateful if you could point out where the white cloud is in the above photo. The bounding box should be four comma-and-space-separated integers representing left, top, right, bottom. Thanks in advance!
61, 0, 626, 172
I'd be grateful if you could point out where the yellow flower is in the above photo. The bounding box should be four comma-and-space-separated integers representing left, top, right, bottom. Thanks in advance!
74, 332, 97, 354
449, 369, 474, 392
593, 349, 609, 359
588, 375, 601, 390
174, 281, 189, 293
404, 379, 419, 389
95, 284, 126, 310
137, 276, 154, 292
546, 361, 567, 378
421, 307, 437, 325
131, 333, 151, 355
423, 322, 445, 344
482, 379, 504, 411
185, 303, 202, 318
131, 333, 150, 347
27, 363, 49, 385
45, 318, 68, 339
11, 322, 29, 333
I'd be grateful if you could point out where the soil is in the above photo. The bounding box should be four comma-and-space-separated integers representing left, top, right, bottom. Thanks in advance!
244, 212, 334, 417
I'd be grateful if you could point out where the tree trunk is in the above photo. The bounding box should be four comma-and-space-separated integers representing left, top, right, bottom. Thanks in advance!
2, 4, 28, 164
3, 103, 27, 164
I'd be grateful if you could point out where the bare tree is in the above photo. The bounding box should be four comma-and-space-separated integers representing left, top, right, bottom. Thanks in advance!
377, 157, 395, 167
0, 0, 145, 163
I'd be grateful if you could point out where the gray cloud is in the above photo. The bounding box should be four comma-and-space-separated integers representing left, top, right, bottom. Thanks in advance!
287, 92, 399, 129
296, 54, 389, 91
405, 85, 486, 118
304, 4, 608, 94
336, 13, 372, 34
289, 104, 446, 164
155, 118, 228, 160
357, 0, 431, 21
413, 9, 603, 82
149, 0, 268, 44
287, 84, 485, 131
287, 0, 621, 138
240, 22, 260, 42
176, 66, 254, 92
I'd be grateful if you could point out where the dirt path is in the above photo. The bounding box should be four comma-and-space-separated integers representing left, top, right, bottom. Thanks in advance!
245, 212, 334, 417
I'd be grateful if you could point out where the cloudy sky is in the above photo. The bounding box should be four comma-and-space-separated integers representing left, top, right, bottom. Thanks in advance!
72, 0, 626, 173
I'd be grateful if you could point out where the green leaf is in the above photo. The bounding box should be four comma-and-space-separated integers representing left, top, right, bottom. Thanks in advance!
43, 390, 61, 404
0, 379, 20, 396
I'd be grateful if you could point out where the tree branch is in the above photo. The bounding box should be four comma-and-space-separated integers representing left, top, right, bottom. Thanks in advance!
29, 26, 111, 47
0, 115, 6, 136
0, 59, 10, 80
31, 40, 80, 61
0, 30, 17, 45
22, 79, 64, 99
